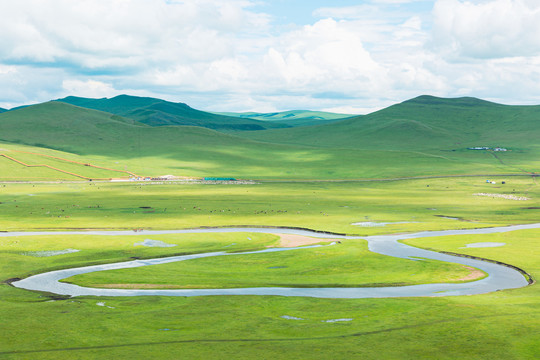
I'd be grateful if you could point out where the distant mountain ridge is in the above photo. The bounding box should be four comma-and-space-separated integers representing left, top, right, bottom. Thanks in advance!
57, 95, 288, 131
215, 110, 355, 127
401, 95, 501, 107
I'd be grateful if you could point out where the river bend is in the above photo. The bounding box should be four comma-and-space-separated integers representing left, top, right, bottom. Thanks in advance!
8, 223, 540, 298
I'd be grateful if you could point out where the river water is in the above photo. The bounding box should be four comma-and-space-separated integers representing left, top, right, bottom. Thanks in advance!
8, 223, 540, 298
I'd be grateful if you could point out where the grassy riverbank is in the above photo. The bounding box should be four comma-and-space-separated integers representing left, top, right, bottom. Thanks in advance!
62, 238, 476, 289
1, 229, 539, 359
0, 179, 538, 359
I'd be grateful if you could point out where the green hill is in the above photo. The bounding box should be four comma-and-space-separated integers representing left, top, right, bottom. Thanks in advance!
0, 101, 148, 154
239, 95, 540, 151
1, 96, 539, 180
0, 108, 6, 113
215, 110, 354, 127
0, 101, 266, 157
57, 95, 288, 131
0, 101, 379, 179
56, 95, 159, 114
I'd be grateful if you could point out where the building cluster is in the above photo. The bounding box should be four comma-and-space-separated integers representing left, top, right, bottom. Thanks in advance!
467, 146, 508, 151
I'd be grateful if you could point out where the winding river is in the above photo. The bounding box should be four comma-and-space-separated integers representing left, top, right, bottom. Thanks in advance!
7, 223, 540, 298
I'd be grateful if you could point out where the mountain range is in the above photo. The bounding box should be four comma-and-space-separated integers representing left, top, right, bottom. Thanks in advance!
214, 110, 353, 127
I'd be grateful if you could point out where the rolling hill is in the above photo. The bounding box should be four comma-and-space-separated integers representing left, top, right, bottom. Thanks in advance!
238, 95, 540, 152
57, 95, 288, 131
0, 101, 273, 157
0, 101, 388, 179
215, 110, 354, 127
0, 107, 6, 113
1, 95, 539, 180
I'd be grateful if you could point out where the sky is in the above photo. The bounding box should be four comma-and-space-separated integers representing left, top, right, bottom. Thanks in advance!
1, 0, 540, 113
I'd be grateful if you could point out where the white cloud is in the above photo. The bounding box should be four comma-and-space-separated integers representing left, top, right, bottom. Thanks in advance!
62, 80, 119, 99
258, 18, 384, 94
0, 66, 68, 109
431, 0, 540, 59
1, 0, 540, 112
0, 64, 16, 75
0, 0, 268, 68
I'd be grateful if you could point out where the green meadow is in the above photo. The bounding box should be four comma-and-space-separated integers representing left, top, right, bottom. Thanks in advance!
1, 177, 537, 233
0, 95, 538, 359
65, 239, 476, 290
0, 177, 538, 359
2, 229, 539, 359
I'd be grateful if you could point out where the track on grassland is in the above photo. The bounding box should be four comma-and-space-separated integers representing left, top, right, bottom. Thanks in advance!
0, 150, 140, 180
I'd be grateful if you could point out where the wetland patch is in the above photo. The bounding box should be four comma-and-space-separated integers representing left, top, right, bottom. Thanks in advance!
134, 239, 177, 248
21, 249, 80, 257
462, 242, 506, 248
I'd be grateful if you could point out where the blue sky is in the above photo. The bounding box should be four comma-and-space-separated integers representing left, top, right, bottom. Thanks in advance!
258, 0, 434, 26
1, 0, 540, 113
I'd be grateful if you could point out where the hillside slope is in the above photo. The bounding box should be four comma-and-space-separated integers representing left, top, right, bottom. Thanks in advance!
239, 96, 540, 151
57, 95, 287, 131
0, 101, 145, 155
1, 96, 538, 180
0, 101, 276, 155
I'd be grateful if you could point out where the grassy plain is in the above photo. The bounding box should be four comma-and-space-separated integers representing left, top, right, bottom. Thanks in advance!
1, 176, 537, 233
65, 238, 475, 289
0, 177, 539, 359
1, 95, 538, 358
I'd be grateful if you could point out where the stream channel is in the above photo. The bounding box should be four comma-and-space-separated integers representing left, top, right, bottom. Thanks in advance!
7, 223, 540, 298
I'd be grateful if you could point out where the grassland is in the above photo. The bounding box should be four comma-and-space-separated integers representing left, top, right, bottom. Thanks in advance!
1, 177, 537, 233
64, 238, 476, 290
0, 177, 538, 359
3, 229, 538, 359
0, 95, 538, 359
0, 146, 139, 180
2, 139, 526, 181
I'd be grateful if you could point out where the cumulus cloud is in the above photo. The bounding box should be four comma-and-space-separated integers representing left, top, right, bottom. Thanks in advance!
0, 0, 272, 106
1, 0, 540, 111
431, 0, 540, 59
261, 19, 381, 88
0, 0, 268, 69
62, 79, 119, 99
